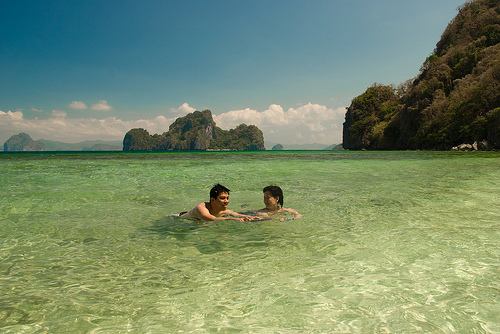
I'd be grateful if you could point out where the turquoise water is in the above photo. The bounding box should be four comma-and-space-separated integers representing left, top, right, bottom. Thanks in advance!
1, 151, 499, 333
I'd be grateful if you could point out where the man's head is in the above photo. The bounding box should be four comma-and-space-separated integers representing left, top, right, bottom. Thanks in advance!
210, 184, 231, 200
210, 184, 231, 212
263, 185, 284, 208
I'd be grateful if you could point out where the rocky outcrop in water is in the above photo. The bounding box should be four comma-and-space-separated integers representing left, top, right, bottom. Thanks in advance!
123, 110, 266, 151
154, 110, 216, 150
4, 133, 46, 152
452, 140, 490, 151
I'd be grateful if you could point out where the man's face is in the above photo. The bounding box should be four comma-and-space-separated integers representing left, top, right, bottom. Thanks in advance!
211, 192, 229, 211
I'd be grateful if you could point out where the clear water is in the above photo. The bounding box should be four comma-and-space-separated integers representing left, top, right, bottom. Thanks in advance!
1, 151, 499, 333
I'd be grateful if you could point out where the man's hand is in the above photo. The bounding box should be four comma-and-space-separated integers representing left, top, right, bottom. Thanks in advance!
234, 216, 262, 222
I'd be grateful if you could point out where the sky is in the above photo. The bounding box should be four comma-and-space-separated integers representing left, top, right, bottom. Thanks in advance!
1, 0, 467, 147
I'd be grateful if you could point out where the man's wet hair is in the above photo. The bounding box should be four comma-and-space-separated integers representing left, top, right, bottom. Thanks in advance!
263, 185, 284, 207
210, 184, 231, 199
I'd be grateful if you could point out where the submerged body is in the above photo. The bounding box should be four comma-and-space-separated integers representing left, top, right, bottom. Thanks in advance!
181, 200, 256, 222
181, 184, 260, 222
256, 185, 302, 221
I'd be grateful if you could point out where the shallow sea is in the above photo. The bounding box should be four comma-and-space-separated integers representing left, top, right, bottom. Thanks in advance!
1, 151, 499, 333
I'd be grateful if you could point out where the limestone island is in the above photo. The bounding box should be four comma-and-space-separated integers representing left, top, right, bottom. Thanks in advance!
4, 133, 46, 152
123, 109, 265, 151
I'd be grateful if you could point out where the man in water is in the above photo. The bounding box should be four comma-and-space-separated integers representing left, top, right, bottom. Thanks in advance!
180, 184, 260, 222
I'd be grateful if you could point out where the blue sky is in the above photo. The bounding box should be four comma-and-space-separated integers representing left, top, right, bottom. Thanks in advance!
1, 0, 466, 147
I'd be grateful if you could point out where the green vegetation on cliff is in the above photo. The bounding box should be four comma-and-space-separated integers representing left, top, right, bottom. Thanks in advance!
343, 0, 500, 150
123, 128, 157, 151
153, 110, 215, 150
211, 124, 265, 151
123, 110, 265, 151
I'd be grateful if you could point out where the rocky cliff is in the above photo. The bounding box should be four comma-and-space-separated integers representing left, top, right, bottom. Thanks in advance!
343, 0, 500, 150
4, 133, 46, 152
123, 110, 266, 151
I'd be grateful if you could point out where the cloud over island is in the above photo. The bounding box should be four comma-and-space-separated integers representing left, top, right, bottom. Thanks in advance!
0, 103, 346, 146
213, 103, 346, 145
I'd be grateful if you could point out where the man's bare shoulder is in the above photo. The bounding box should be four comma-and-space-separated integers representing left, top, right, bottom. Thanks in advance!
180, 202, 209, 218
195, 201, 210, 210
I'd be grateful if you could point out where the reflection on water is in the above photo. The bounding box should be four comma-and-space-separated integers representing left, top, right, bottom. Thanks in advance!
0, 151, 499, 333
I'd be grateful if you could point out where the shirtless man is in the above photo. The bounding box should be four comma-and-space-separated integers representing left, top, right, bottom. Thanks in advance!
180, 184, 259, 222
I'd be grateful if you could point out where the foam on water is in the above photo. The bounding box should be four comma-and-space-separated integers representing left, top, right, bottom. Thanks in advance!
0, 151, 499, 333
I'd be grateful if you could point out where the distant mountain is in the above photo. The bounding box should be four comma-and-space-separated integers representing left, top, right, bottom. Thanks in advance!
83, 143, 123, 151
39, 139, 122, 151
343, 0, 500, 150
324, 144, 344, 151
1, 137, 123, 151
123, 109, 266, 151
4, 133, 46, 151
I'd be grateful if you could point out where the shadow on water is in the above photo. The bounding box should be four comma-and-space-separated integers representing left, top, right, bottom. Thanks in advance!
140, 215, 227, 254
140, 216, 232, 254
140, 215, 275, 255
140, 215, 204, 241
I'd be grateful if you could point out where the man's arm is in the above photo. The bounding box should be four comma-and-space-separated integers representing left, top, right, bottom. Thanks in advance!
192, 202, 223, 221
224, 209, 262, 221
191, 203, 249, 222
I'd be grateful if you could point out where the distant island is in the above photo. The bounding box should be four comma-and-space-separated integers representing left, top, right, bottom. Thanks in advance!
3, 133, 46, 152
266, 142, 342, 150
123, 109, 266, 151
1, 131, 339, 152
41, 139, 122, 151
343, 0, 500, 150
2, 133, 122, 152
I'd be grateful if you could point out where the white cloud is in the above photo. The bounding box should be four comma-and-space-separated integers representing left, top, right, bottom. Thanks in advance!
213, 103, 346, 145
1, 109, 24, 121
0, 109, 176, 144
170, 103, 196, 115
31, 108, 44, 112
68, 101, 88, 110
91, 100, 113, 111
0, 102, 347, 147
127, 115, 175, 135
51, 110, 67, 118
69, 100, 113, 111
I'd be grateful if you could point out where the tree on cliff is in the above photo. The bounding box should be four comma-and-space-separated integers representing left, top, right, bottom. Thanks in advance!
123, 128, 156, 151
211, 124, 265, 150
343, 0, 500, 150
342, 84, 402, 150
154, 110, 216, 150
